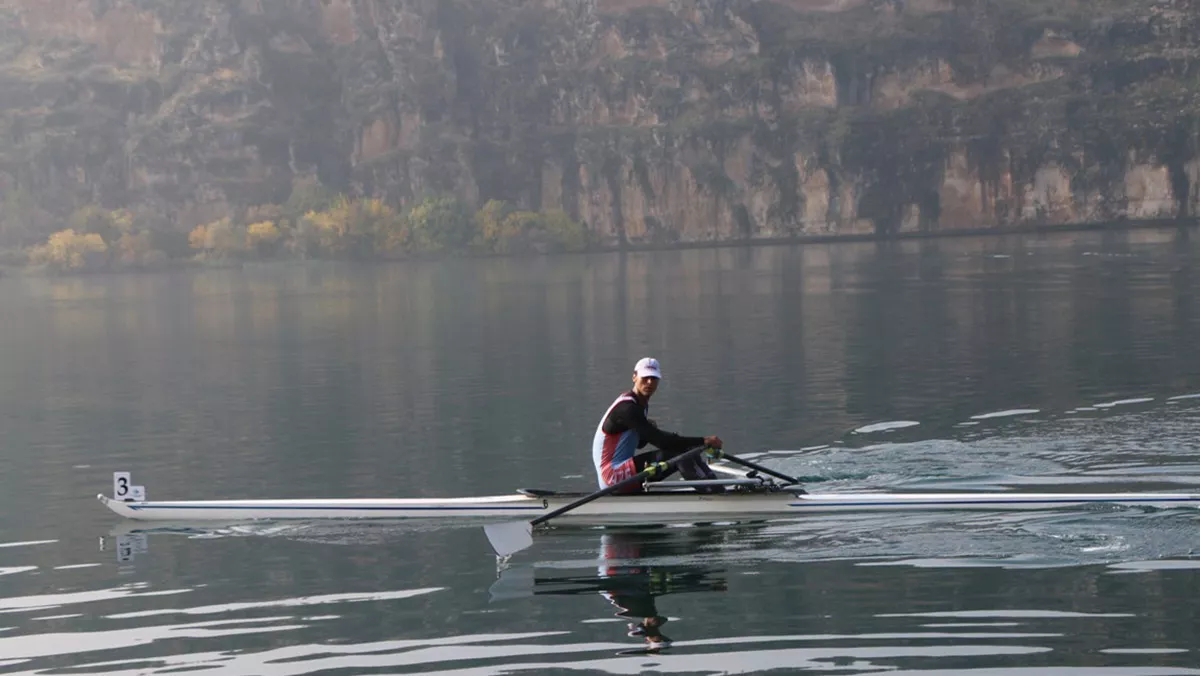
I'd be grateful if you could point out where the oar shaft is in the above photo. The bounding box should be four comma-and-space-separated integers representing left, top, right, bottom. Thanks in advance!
531, 446, 707, 526
720, 454, 799, 485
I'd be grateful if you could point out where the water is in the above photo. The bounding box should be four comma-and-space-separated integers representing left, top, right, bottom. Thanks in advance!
2, 229, 1200, 674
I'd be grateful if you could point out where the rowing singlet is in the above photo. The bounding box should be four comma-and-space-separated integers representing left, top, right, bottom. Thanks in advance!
591, 392, 643, 489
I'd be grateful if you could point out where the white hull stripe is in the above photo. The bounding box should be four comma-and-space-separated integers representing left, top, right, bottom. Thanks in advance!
129, 503, 547, 512
787, 496, 1200, 507
126, 496, 1198, 512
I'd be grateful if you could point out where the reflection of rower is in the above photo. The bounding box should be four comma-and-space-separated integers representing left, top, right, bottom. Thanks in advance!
526, 526, 734, 652
596, 529, 682, 651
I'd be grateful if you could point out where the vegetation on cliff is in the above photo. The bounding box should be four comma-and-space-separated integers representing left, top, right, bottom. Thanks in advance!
25, 192, 588, 274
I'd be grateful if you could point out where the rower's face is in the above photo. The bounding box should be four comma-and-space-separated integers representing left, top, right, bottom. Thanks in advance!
633, 374, 659, 397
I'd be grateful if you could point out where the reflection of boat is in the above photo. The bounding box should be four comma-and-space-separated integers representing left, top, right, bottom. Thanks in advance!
98, 470, 1200, 524
490, 525, 746, 653
104, 517, 476, 550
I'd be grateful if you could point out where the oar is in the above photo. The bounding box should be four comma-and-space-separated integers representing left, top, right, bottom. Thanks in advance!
714, 451, 804, 491
484, 445, 710, 558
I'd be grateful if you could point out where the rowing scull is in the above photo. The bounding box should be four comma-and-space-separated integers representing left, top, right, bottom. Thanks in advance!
97, 475, 1200, 523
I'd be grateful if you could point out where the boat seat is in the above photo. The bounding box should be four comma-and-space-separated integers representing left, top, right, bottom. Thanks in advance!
517, 488, 559, 497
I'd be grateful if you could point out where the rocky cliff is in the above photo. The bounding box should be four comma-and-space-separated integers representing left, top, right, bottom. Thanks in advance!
0, 0, 1197, 249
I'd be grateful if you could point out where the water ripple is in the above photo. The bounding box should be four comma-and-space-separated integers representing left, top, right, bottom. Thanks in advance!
107, 588, 445, 619
852, 421, 922, 434
0, 585, 191, 614
969, 409, 1042, 420
0, 540, 56, 549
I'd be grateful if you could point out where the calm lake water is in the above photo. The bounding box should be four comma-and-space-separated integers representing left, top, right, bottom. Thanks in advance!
2, 229, 1200, 674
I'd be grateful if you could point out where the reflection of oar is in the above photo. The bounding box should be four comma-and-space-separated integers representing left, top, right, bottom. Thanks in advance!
485, 446, 710, 558
714, 452, 804, 491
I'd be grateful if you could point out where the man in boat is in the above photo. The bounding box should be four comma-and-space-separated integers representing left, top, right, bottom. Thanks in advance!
592, 357, 724, 492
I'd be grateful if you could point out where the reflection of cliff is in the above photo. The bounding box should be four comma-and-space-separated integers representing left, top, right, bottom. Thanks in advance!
831, 228, 1200, 428
0, 1, 1198, 249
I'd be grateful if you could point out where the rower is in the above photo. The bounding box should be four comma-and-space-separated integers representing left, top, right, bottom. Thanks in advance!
591, 357, 724, 494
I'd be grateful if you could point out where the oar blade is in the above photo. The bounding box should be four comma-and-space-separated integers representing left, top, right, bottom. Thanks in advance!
484, 521, 534, 558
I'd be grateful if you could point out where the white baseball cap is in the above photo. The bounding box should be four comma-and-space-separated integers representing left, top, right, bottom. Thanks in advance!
634, 357, 662, 379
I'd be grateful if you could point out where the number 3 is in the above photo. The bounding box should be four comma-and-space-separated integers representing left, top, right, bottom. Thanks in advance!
113, 472, 132, 499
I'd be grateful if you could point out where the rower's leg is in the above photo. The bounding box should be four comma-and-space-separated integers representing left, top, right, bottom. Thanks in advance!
673, 446, 724, 493
605, 458, 644, 493
641, 446, 724, 492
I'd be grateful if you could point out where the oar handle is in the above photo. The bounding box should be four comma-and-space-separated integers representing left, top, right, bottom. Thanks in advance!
719, 453, 801, 487
531, 445, 709, 527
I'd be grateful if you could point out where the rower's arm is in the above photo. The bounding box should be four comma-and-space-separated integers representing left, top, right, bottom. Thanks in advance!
608, 401, 705, 452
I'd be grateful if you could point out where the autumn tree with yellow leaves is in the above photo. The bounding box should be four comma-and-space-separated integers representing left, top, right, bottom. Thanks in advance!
28, 207, 171, 273
27, 230, 109, 272
298, 197, 406, 259
474, 200, 588, 254
188, 217, 248, 259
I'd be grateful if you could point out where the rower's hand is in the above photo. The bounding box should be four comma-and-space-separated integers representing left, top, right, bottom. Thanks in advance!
704, 436, 723, 449
644, 461, 670, 477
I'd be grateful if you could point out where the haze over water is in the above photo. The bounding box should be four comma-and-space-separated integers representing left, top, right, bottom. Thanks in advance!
2, 229, 1200, 674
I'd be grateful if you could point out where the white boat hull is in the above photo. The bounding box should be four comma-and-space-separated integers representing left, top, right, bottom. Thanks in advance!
97, 490, 1200, 523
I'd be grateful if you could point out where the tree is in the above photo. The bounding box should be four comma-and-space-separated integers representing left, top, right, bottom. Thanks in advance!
476, 207, 589, 254
188, 224, 208, 252
189, 218, 247, 259
246, 221, 282, 257
474, 199, 516, 252
495, 210, 543, 254
28, 229, 109, 272
539, 210, 588, 252
406, 195, 473, 254
115, 230, 167, 270
283, 180, 335, 223
300, 196, 405, 259
245, 204, 290, 229
68, 206, 120, 244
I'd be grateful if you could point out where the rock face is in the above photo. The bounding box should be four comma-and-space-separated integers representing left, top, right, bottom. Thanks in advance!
0, 0, 1198, 247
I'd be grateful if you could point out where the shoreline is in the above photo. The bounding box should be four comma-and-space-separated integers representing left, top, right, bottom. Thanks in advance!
3, 217, 1196, 277
583, 216, 1198, 255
